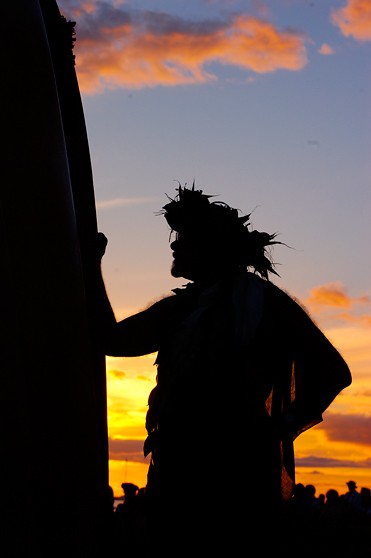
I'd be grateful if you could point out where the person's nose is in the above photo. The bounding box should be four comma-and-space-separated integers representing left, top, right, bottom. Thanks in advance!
170, 239, 178, 250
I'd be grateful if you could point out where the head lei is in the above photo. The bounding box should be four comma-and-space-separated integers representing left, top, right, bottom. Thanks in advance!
160, 182, 283, 280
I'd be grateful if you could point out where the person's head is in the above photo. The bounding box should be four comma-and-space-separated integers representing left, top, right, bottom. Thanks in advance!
326, 489, 339, 504
292, 483, 305, 498
121, 482, 139, 498
160, 182, 282, 282
305, 484, 316, 498
346, 480, 357, 491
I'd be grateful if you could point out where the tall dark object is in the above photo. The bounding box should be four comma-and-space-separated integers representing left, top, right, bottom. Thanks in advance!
1, 1, 108, 555
38, 0, 109, 485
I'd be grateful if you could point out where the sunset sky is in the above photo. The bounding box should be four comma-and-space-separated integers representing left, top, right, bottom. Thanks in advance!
58, 0, 371, 498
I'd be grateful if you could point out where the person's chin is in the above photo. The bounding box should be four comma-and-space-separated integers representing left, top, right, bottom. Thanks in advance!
171, 261, 193, 280
171, 262, 182, 278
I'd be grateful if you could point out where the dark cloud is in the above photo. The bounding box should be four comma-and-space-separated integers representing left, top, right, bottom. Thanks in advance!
295, 455, 371, 468
141, 11, 226, 36
323, 412, 371, 445
81, 3, 131, 37
109, 438, 147, 462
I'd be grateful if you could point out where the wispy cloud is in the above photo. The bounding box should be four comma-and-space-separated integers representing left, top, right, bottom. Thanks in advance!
59, 2, 308, 93
109, 438, 148, 462
108, 368, 127, 379
331, 0, 371, 42
296, 455, 371, 468
307, 282, 370, 309
323, 412, 371, 445
96, 196, 158, 209
307, 283, 352, 308
305, 283, 371, 331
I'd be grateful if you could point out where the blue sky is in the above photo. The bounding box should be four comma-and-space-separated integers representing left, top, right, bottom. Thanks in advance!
58, 0, 371, 495
58, 0, 371, 294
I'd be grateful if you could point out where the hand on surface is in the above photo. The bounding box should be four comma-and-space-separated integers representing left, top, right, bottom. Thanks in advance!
97, 232, 108, 260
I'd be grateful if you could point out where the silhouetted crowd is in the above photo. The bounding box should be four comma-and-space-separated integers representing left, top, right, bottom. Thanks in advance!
102, 479, 371, 557
282, 480, 371, 557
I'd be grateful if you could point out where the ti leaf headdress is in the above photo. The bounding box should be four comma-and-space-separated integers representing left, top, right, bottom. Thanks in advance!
160, 182, 283, 280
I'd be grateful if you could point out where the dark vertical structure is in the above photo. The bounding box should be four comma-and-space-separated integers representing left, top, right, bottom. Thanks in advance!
1, 1, 108, 555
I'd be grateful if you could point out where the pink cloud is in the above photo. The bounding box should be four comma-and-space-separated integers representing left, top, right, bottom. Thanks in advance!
60, 4, 308, 93
331, 0, 371, 42
109, 438, 147, 462
307, 283, 352, 308
323, 412, 371, 445
305, 283, 371, 329
318, 43, 334, 55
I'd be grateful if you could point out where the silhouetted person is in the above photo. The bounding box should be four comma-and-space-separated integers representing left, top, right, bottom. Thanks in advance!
93, 183, 351, 555
114, 483, 147, 556
317, 493, 325, 508
317, 487, 371, 558
100, 485, 116, 553
343, 480, 362, 510
360, 486, 371, 515
119, 482, 139, 501
304, 483, 316, 503
283, 482, 321, 555
320, 489, 345, 531
339, 480, 371, 556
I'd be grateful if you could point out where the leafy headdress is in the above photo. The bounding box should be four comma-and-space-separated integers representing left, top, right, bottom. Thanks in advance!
160, 182, 283, 280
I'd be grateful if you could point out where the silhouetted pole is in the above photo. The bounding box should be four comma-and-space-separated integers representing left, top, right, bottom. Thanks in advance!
38, 0, 109, 491
1, 1, 108, 555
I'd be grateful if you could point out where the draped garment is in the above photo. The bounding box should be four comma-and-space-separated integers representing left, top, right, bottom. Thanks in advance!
143, 272, 351, 553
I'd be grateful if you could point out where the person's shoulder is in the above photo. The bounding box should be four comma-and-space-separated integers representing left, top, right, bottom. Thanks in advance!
262, 278, 319, 329
234, 272, 312, 320
264, 278, 307, 308
135, 292, 178, 321
235, 271, 291, 304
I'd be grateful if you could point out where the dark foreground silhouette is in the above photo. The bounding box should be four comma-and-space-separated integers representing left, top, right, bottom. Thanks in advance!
105, 480, 371, 558
93, 184, 351, 555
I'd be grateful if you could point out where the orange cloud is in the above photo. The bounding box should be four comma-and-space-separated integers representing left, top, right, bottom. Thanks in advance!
61, 4, 308, 93
318, 43, 334, 55
331, 0, 371, 42
307, 283, 352, 308
305, 284, 371, 330
108, 368, 127, 379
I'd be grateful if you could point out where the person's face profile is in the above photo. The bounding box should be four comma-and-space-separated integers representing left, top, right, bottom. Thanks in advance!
169, 227, 232, 281
170, 229, 204, 280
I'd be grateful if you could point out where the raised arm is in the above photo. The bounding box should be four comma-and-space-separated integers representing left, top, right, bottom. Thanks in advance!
90, 233, 184, 357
